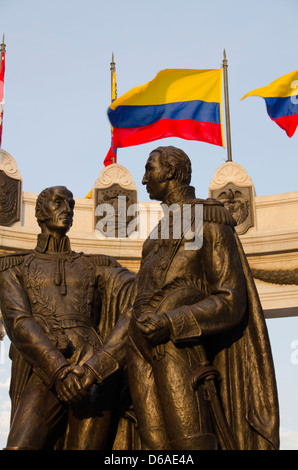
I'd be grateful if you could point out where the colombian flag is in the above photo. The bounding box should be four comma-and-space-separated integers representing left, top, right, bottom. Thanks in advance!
241, 70, 298, 137
108, 69, 224, 149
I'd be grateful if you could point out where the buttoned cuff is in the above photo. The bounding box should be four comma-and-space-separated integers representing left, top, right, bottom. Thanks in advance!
84, 349, 119, 383
165, 306, 202, 343
33, 350, 69, 388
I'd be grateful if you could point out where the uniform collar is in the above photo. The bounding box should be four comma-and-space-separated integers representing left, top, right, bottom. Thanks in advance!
162, 185, 196, 206
35, 233, 72, 253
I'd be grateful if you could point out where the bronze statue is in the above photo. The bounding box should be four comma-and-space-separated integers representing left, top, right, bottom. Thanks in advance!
126, 146, 279, 450
0, 186, 135, 450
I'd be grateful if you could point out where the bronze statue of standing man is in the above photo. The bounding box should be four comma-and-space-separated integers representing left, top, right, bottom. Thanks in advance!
0, 186, 135, 450
126, 146, 279, 450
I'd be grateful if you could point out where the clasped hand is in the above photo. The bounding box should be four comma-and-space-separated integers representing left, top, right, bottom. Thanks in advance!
136, 312, 170, 345
55, 365, 97, 404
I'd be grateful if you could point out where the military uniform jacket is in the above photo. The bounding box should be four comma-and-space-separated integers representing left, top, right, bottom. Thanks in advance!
0, 233, 136, 416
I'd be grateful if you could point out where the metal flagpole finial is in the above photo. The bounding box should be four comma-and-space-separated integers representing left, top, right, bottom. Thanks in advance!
110, 52, 115, 71
0, 34, 6, 53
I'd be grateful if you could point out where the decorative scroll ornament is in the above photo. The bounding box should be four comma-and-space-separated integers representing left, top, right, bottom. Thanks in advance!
92, 163, 138, 238
0, 149, 22, 226
209, 162, 255, 235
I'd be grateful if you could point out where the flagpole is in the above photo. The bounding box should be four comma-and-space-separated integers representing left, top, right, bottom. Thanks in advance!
222, 49, 232, 162
110, 53, 116, 164
0, 34, 6, 148
110, 52, 115, 98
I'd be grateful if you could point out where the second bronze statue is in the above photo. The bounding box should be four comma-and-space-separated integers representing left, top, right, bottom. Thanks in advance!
126, 146, 279, 450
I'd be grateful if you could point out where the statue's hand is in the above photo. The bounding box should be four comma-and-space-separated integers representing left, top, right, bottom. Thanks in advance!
136, 313, 170, 345
55, 365, 89, 404
80, 367, 98, 391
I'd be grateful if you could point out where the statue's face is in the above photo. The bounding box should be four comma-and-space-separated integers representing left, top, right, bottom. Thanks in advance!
42, 187, 75, 235
142, 152, 169, 201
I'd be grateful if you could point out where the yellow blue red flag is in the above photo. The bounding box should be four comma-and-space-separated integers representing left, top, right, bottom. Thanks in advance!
108, 68, 224, 148
241, 69, 298, 137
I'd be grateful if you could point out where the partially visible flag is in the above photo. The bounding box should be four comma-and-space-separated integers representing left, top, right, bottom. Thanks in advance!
241, 69, 298, 137
103, 145, 117, 166
0, 41, 5, 148
108, 68, 225, 149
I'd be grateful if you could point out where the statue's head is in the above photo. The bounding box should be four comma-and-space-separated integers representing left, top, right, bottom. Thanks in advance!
142, 146, 192, 201
35, 186, 75, 235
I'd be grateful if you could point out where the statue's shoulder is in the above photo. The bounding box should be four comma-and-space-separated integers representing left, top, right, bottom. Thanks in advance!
0, 250, 32, 272
196, 197, 235, 227
83, 253, 121, 268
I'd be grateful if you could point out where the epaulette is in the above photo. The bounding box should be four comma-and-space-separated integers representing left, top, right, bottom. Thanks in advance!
0, 250, 32, 272
198, 198, 236, 227
84, 254, 121, 268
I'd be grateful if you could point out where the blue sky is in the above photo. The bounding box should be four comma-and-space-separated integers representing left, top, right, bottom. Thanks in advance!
0, 0, 298, 450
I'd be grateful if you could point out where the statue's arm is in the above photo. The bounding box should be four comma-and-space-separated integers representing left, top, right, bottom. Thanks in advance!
0, 263, 69, 388
165, 222, 247, 342
84, 261, 136, 383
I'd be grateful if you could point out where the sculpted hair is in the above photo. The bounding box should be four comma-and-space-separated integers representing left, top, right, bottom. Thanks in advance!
150, 146, 192, 185
35, 186, 74, 225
